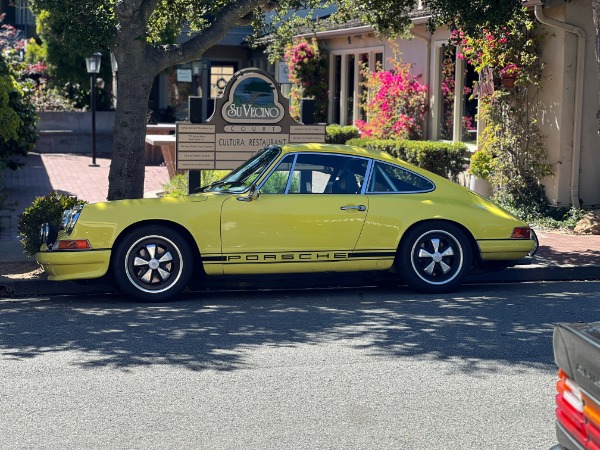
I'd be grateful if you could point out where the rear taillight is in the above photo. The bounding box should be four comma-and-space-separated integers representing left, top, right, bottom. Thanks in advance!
511, 227, 532, 239
556, 369, 600, 449
583, 392, 600, 450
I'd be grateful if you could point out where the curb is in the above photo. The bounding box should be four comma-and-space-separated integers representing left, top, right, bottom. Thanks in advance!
1, 264, 599, 298
465, 264, 600, 284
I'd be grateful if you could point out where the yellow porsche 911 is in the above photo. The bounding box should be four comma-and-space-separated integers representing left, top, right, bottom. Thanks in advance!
36, 143, 535, 301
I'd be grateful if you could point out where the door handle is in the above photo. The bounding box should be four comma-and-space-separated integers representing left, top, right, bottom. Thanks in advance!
340, 205, 366, 211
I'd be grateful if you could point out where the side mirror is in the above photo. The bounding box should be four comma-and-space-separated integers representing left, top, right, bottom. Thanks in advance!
236, 184, 260, 202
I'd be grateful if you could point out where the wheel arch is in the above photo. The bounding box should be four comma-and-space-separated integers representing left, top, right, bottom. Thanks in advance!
110, 220, 205, 276
397, 219, 481, 266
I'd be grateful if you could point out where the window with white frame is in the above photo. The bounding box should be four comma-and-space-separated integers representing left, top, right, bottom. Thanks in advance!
329, 48, 384, 126
436, 43, 478, 145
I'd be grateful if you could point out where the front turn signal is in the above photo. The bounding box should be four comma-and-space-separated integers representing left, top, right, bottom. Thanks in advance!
55, 240, 92, 250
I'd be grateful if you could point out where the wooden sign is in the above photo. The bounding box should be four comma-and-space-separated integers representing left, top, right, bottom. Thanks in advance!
176, 68, 325, 171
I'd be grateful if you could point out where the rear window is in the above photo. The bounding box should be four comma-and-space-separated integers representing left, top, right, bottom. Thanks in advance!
367, 161, 435, 193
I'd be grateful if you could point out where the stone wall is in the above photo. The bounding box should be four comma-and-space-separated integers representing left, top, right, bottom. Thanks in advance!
35, 111, 115, 155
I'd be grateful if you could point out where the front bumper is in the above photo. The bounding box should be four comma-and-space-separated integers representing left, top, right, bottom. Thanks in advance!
36, 249, 111, 281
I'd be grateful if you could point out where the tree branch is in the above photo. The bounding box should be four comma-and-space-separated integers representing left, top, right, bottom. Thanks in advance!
151, 0, 275, 71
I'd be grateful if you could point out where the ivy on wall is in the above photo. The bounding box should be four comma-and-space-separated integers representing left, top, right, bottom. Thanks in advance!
453, 7, 552, 210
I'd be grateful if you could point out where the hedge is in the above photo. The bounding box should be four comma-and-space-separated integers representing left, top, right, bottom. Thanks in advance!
325, 124, 360, 144
346, 138, 468, 181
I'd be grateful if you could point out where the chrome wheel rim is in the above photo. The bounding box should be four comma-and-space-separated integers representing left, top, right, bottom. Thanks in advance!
410, 230, 463, 285
124, 235, 183, 293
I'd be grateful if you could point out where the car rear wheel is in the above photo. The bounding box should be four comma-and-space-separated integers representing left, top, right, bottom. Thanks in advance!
399, 222, 472, 293
113, 225, 193, 302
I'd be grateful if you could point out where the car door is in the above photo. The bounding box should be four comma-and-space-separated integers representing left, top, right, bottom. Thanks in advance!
219, 153, 370, 274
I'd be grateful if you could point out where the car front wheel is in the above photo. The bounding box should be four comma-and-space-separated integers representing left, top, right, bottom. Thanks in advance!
399, 222, 472, 293
113, 225, 193, 302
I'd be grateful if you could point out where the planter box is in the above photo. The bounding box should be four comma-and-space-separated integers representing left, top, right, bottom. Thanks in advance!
36, 111, 115, 155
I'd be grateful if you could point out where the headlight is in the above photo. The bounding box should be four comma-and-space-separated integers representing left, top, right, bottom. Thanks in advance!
59, 205, 84, 235
40, 222, 58, 248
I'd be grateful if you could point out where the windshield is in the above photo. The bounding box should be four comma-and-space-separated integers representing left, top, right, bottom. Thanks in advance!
201, 146, 281, 193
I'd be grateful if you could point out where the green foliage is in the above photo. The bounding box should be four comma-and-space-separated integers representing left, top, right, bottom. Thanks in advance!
260, 171, 300, 194
0, 53, 38, 170
347, 138, 468, 181
453, 7, 551, 210
17, 192, 87, 255
24, 37, 47, 65
162, 174, 188, 197
468, 149, 494, 180
201, 170, 229, 188
28, 8, 113, 110
325, 124, 360, 144
161, 171, 230, 197
498, 196, 588, 232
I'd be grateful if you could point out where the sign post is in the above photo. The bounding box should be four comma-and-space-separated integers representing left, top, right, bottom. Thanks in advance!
177, 68, 325, 193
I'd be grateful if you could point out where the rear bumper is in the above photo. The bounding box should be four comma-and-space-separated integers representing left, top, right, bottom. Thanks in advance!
477, 238, 535, 261
36, 249, 111, 281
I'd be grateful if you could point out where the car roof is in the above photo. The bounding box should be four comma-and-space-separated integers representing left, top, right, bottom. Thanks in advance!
280, 143, 400, 164
279, 143, 457, 189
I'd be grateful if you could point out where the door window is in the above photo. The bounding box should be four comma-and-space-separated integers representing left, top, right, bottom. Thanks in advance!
260, 153, 369, 194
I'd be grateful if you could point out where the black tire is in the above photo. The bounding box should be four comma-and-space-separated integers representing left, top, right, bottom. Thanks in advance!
399, 222, 472, 293
113, 225, 193, 302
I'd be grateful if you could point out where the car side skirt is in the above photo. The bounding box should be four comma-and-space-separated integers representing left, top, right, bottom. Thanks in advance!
201, 250, 396, 275
36, 250, 111, 281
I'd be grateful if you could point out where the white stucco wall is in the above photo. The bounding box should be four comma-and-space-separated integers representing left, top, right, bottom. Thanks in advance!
538, 0, 600, 206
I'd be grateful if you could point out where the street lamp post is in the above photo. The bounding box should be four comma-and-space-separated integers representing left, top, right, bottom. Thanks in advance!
85, 52, 102, 167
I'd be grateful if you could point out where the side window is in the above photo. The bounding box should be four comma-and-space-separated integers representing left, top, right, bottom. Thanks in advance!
290, 154, 368, 194
367, 162, 435, 193
260, 154, 296, 194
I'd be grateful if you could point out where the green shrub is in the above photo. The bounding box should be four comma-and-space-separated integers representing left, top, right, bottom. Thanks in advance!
326, 125, 360, 144
162, 171, 230, 197
346, 138, 468, 181
162, 174, 188, 197
468, 149, 494, 180
17, 192, 87, 255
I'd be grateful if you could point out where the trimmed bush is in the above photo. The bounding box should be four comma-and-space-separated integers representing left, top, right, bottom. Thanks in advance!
346, 138, 468, 181
325, 124, 360, 144
17, 192, 87, 255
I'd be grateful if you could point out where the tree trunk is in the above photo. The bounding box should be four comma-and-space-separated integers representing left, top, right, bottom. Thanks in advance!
107, 55, 154, 200
106, 0, 157, 201
104, 0, 269, 200
593, 0, 600, 136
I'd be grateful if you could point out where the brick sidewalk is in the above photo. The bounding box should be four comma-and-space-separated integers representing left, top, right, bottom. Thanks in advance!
534, 230, 600, 266
1, 153, 169, 246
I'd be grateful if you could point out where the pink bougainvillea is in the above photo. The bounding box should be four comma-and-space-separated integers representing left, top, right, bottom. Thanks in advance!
283, 37, 328, 122
356, 50, 428, 140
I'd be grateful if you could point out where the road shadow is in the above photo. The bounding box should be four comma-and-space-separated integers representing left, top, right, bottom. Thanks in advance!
0, 282, 596, 373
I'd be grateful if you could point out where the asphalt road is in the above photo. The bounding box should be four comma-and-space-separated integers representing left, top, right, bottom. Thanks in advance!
1, 281, 599, 449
